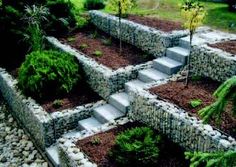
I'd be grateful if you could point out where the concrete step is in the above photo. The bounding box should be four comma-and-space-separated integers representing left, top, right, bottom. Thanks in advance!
138, 68, 169, 83
46, 145, 60, 167
179, 36, 206, 49
125, 79, 147, 92
166, 47, 189, 64
179, 37, 191, 49
109, 92, 130, 113
153, 57, 183, 75
93, 104, 125, 124
78, 117, 102, 131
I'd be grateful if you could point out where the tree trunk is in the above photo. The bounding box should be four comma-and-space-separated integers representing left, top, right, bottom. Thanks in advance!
185, 32, 193, 87
118, 1, 122, 54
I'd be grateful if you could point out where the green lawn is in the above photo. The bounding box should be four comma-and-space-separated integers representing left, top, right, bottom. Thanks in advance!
71, 0, 236, 33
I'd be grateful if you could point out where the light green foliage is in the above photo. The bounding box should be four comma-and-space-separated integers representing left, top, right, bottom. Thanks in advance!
18, 50, 81, 99
189, 99, 202, 108
106, 0, 135, 16
79, 43, 89, 49
52, 99, 63, 108
67, 37, 76, 42
93, 50, 103, 57
185, 151, 236, 167
198, 76, 236, 123
102, 38, 112, 46
90, 137, 101, 145
110, 127, 161, 166
23, 5, 49, 51
75, 15, 89, 28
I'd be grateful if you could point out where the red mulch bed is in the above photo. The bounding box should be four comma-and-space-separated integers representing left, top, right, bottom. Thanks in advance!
149, 79, 236, 138
208, 40, 236, 55
77, 122, 189, 167
39, 83, 101, 113
60, 30, 153, 70
127, 15, 183, 32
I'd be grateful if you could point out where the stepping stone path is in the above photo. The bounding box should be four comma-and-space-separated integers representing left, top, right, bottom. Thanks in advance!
0, 97, 48, 167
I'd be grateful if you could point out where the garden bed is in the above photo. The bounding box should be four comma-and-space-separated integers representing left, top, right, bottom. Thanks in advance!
60, 29, 153, 70
127, 15, 183, 32
208, 40, 236, 55
76, 122, 189, 167
149, 79, 236, 138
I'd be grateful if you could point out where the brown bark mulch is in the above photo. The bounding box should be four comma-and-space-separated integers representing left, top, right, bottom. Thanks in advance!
77, 122, 189, 167
149, 79, 236, 138
61, 30, 152, 70
208, 40, 236, 55
127, 15, 183, 32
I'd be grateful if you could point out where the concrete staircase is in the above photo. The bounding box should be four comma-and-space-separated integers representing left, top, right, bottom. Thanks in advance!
46, 37, 190, 167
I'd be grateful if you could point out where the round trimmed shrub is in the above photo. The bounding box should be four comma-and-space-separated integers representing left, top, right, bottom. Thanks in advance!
18, 50, 81, 99
111, 127, 161, 166
84, 0, 105, 10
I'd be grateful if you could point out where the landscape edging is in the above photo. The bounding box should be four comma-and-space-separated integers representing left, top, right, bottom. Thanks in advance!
89, 10, 189, 57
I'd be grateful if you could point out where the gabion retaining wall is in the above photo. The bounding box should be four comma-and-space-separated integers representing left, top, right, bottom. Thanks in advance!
58, 117, 129, 167
191, 44, 236, 82
47, 37, 153, 99
89, 11, 189, 57
128, 86, 236, 152
0, 68, 106, 149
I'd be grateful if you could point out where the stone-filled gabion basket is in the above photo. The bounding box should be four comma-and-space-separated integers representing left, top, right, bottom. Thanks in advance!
191, 44, 236, 82
89, 11, 189, 57
0, 68, 106, 149
128, 82, 236, 153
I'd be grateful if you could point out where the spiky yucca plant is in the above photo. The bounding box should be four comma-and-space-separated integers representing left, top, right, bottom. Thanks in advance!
198, 76, 236, 123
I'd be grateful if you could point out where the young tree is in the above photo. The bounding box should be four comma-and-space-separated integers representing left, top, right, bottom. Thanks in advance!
181, 0, 206, 86
107, 0, 134, 53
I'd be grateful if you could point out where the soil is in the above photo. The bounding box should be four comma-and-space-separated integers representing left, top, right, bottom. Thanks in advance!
40, 83, 101, 113
127, 15, 183, 32
208, 40, 236, 55
77, 122, 189, 167
149, 79, 236, 138
60, 29, 153, 70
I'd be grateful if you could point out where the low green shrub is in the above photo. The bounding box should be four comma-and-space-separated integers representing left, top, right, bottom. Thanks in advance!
84, 0, 105, 10
110, 127, 161, 166
18, 50, 81, 99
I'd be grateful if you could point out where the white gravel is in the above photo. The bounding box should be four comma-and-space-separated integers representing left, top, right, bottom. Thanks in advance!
0, 97, 49, 167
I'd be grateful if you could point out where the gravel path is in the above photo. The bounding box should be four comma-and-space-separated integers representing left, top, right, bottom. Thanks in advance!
0, 96, 49, 167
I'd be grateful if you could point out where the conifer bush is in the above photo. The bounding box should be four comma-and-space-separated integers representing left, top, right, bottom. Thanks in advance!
110, 127, 161, 166
18, 50, 81, 99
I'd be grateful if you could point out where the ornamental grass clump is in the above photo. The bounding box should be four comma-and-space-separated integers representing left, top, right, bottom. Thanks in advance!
18, 50, 81, 99
110, 127, 161, 166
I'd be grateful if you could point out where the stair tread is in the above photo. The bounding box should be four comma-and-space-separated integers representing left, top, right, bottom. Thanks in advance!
109, 92, 130, 108
78, 117, 102, 130
154, 57, 182, 68
167, 46, 189, 56
139, 68, 169, 81
46, 145, 60, 167
125, 79, 147, 89
94, 104, 125, 122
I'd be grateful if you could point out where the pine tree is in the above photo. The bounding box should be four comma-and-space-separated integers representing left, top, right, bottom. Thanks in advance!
185, 151, 236, 167
198, 76, 236, 123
